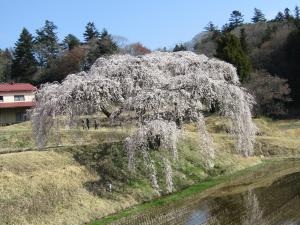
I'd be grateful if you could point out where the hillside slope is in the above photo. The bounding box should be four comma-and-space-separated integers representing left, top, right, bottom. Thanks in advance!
193, 21, 300, 108
0, 117, 299, 225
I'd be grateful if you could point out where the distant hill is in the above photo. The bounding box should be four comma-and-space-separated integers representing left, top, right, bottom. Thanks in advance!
192, 20, 300, 110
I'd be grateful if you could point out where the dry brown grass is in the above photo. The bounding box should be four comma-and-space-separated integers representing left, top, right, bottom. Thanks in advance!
0, 151, 139, 225
0, 116, 299, 225
0, 121, 131, 152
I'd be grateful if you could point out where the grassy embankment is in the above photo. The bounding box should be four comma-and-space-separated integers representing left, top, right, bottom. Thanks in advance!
88, 157, 300, 225
0, 116, 299, 225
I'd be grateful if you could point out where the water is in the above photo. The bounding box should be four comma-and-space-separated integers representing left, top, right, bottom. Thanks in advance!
113, 159, 300, 225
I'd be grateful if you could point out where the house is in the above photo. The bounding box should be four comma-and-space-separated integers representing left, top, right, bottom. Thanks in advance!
0, 83, 36, 125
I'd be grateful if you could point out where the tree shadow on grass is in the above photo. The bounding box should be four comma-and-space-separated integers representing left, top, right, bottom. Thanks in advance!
68, 142, 130, 198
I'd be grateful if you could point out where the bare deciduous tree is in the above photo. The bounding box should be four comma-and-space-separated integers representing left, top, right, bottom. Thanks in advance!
244, 70, 291, 116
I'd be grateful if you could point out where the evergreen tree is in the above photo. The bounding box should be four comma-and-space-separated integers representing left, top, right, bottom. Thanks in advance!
0, 49, 12, 82
282, 29, 300, 105
221, 23, 231, 32
204, 21, 218, 32
84, 29, 118, 69
35, 20, 60, 66
295, 6, 300, 20
275, 12, 284, 21
173, 44, 179, 52
85, 37, 100, 69
11, 28, 37, 81
83, 22, 99, 42
98, 29, 118, 55
261, 26, 274, 43
173, 44, 187, 52
39, 46, 85, 83
216, 33, 252, 81
239, 28, 248, 53
228, 10, 244, 30
252, 8, 267, 23
284, 8, 293, 21
63, 34, 80, 50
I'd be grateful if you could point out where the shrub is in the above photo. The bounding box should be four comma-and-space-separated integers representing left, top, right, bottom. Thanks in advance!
244, 70, 291, 117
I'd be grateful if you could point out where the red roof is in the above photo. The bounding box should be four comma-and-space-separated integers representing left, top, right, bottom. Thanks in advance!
0, 102, 34, 108
0, 83, 36, 92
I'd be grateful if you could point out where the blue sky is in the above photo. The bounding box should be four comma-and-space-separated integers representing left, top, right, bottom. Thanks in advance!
0, 0, 299, 50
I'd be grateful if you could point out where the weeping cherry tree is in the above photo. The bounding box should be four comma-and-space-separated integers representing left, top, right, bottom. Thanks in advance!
31, 51, 257, 193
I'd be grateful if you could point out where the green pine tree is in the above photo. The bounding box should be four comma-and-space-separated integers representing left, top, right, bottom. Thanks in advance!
252, 8, 267, 23
11, 28, 37, 81
0, 49, 12, 82
63, 34, 80, 50
216, 33, 252, 82
85, 38, 100, 69
275, 12, 285, 21
294, 6, 300, 27
228, 10, 244, 31
295, 6, 300, 20
83, 22, 99, 42
173, 44, 187, 52
98, 29, 118, 55
261, 26, 274, 43
284, 8, 293, 21
35, 20, 60, 66
204, 21, 218, 32
239, 28, 248, 53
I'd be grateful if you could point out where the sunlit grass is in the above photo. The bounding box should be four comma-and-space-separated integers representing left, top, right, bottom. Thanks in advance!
0, 116, 299, 225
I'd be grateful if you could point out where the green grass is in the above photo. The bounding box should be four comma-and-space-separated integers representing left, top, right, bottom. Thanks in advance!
0, 116, 299, 225
88, 161, 271, 225
88, 178, 223, 225
89, 158, 299, 225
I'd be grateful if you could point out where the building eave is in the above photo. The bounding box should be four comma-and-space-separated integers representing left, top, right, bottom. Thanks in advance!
0, 102, 35, 109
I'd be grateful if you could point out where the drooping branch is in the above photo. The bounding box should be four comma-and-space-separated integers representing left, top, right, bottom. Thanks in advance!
101, 107, 111, 118
31, 51, 257, 192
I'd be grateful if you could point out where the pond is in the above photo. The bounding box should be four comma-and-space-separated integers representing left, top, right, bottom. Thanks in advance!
111, 159, 300, 225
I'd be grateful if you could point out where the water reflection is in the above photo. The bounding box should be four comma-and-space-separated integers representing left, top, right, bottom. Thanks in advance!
201, 172, 300, 225
242, 191, 267, 225
116, 161, 300, 225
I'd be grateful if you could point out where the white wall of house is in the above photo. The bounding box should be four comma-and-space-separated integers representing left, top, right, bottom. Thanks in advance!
0, 91, 34, 103
0, 90, 34, 125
